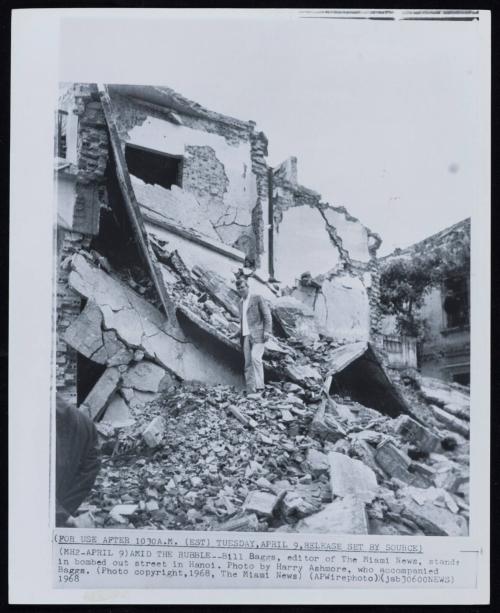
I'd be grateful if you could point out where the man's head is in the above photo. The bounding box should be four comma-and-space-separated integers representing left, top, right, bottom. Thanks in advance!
236, 277, 249, 299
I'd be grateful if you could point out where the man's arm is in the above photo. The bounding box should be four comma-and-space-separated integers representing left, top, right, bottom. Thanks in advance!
258, 295, 272, 338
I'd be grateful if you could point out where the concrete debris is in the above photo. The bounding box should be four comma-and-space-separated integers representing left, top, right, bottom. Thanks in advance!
281, 492, 313, 519
420, 376, 470, 421
310, 400, 347, 442
393, 415, 440, 454
272, 296, 320, 342
243, 491, 279, 517
80, 366, 121, 420
429, 405, 469, 438
142, 416, 166, 448
294, 496, 368, 535
122, 361, 172, 393
66, 248, 468, 535
101, 394, 134, 428
191, 265, 240, 317
63, 300, 105, 361
400, 499, 468, 536
303, 449, 329, 477
219, 513, 259, 531
133, 180, 222, 241
328, 451, 378, 503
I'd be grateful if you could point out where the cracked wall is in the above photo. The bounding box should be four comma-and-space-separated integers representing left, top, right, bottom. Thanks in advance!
291, 274, 371, 343
56, 85, 110, 402
68, 253, 244, 390
272, 157, 381, 344
108, 92, 266, 266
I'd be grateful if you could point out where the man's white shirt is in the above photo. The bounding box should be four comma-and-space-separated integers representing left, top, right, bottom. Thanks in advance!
241, 295, 250, 337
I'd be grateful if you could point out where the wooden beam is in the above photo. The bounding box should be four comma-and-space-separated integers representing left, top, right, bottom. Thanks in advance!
97, 84, 176, 321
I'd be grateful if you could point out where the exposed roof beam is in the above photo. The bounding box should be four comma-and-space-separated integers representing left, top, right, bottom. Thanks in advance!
97, 83, 176, 321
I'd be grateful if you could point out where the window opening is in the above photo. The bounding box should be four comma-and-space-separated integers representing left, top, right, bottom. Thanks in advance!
442, 275, 469, 328
125, 144, 182, 190
56, 110, 68, 159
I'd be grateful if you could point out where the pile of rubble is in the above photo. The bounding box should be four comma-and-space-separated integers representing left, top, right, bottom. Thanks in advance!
83, 374, 469, 536
65, 244, 470, 536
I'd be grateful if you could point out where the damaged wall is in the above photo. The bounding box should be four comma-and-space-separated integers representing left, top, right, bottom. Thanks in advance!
292, 274, 370, 343
106, 90, 267, 268
272, 157, 381, 344
55, 84, 110, 402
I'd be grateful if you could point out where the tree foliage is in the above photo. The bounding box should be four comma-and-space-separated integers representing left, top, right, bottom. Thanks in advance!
380, 227, 470, 337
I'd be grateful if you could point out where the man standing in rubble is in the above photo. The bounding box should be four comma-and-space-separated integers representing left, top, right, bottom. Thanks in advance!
236, 277, 272, 393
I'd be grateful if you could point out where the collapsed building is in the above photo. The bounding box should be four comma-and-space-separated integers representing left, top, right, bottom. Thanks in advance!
54, 83, 470, 535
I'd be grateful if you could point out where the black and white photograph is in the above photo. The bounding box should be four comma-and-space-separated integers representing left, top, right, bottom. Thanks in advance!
10, 8, 490, 604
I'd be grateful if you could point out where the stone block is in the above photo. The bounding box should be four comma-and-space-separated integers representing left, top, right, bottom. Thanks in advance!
401, 499, 468, 536
122, 361, 171, 393
243, 491, 278, 517
281, 491, 318, 519
328, 452, 378, 503
80, 367, 121, 420
310, 401, 347, 442
430, 406, 469, 438
304, 449, 329, 477
101, 395, 134, 428
63, 300, 104, 361
142, 416, 166, 448
272, 296, 320, 341
295, 496, 368, 534
220, 513, 259, 531
394, 415, 440, 453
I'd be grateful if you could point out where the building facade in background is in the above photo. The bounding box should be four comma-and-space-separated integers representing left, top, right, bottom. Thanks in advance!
381, 219, 470, 385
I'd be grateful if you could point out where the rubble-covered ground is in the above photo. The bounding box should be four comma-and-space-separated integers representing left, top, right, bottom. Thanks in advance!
67, 243, 471, 537
83, 374, 470, 536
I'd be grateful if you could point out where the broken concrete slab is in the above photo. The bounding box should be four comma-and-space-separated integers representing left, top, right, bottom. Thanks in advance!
284, 361, 322, 385
375, 440, 433, 488
110, 504, 138, 518
294, 496, 368, 534
101, 394, 134, 427
102, 330, 134, 366
394, 415, 440, 454
69, 253, 244, 388
349, 438, 385, 478
310, 400, 347, 442
132, 179, 222, 242
328, 452, 378, 503
191, 265, 240, 317
349, 430, 384, 446
219, 513, 259, 531
401, 499, 468, 536
80, 366, 121, 420
420, 376, 469, 420
125, 389, 161, 410
63, 300, 105, 361
430, 405, 469, 438
142, 416, 166, 448
281, 491, 319, 519
304, 449, 329, 477
326, 341, 367, 374
272, 296, 319, 342
326, 342, 411, 418
122, 361, 171, 393
375, 439, 411, 473
243, 491, 278, 517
